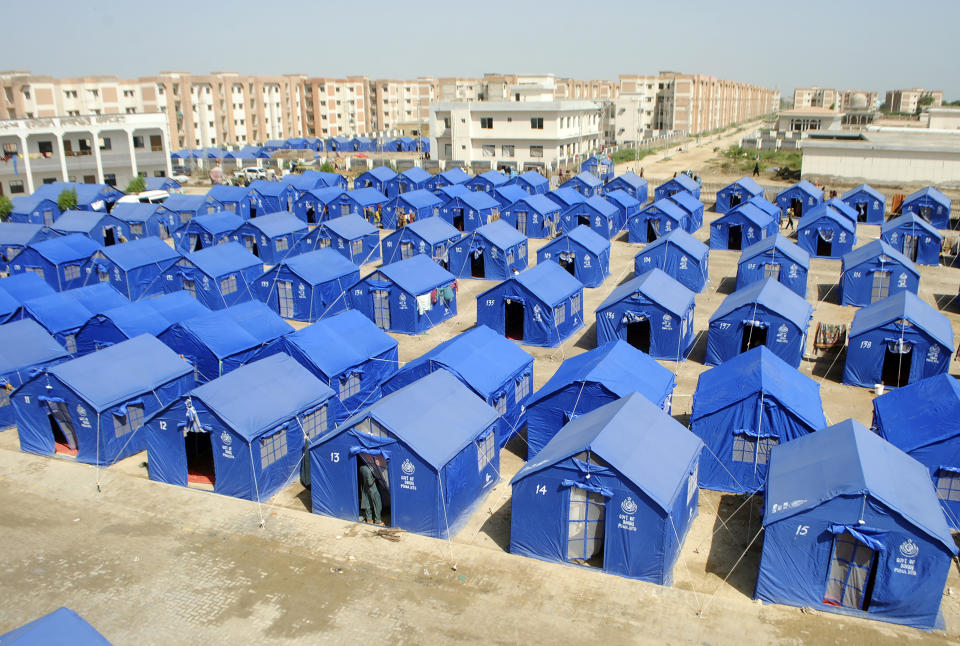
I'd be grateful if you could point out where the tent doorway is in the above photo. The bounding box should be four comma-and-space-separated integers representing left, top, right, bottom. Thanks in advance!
103, 227, 117, 246
823, 531, 879, 610
728, 225, 743, 250
790, 197, 803, 218
249, 204, 258, 218
855, 202, 868, 222
190, 234, 203, 253
817, 234, 832, 257
646, 219, 660, 241
453, 208, 465, 231
159, 223, 169, 239
740, 324, 767, 353
372, 289, 391, 330
504, 299, 524, 340
242, 235, 259, 257
626, 318, 651, 353
277, 280, 295, 318
578, 215, 591, 228
515, 211, 528, 235
729, 192, 742, 209
558, 254, 576, 276
567, 486, 605, 568
400, 242, 414, 261
902, 234, 919, 262
357, 453, 390, 526
881, 342, 912, 388
917, 206, 932, 223
184, 431, 215, 486
182, 278, 196, 299
470, 250, 485, 278
45, 400, 77, 456
305, 206, 316, 224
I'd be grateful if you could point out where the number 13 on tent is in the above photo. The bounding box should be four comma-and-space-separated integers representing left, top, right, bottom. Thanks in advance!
330, 452, 340, 463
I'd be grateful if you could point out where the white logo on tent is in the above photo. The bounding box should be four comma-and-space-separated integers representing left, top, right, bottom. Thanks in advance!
401, 459, 415, 475
899, 539, 919, 558
621, 497, 638, 514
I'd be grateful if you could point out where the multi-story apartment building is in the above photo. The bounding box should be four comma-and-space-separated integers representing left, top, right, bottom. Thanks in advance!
884, 88, 944, 114
793, 87, 879, 112
368, 78, 437, 135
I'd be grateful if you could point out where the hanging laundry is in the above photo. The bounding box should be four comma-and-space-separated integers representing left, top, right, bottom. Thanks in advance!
814, 322, 846, 351
430, 288, 438, 305
416, 293, 432, 314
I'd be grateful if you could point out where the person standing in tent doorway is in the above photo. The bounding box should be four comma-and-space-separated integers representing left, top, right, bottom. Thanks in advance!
359, 461, 382, 524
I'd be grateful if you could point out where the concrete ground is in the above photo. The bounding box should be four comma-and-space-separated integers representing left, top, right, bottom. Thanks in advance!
4, 133, 960, 643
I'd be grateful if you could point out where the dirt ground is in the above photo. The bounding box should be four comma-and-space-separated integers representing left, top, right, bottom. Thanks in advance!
3, 132, 960, 644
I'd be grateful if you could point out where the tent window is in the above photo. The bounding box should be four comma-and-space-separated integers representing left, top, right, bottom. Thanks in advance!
506, 248, 514, 265
25, 266, 45, 279
0, 387, 10, 408
763, 263, 780, 280
4, 246, 19, 261
339, 372, 361, 400
495, 394, 507, 415
732, 434, 777, 464
300, 406, 328, 440
572, 451, 611, 469
63, 334, 77, 355
554, 304, 566, 326
351, 239, 363, 256
936, 471, 960, 502
260, 429, 288, 469
687, 463, 698, 504
220, 275, 238, 295
570, 293, 581, 315
129, 223, 143, 236
514, 374, 530, 402
275, 237, 289, 252
179, 212, 191, 224
113, 404, 144, 438
63, 264, 81, 281
824, 532, 877, 610
477, 432, 495, 471
871, 271, 890, 303
356, 418, 388, 438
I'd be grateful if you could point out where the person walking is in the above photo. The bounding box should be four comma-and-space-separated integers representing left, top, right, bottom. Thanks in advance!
752, 161, 760, 177
784, 207, 795, 231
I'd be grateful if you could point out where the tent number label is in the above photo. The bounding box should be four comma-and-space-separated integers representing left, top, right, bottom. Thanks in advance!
330, 452, 340, 463
158, 421, 167, 430
860, 341, 872, 349
718, 323, 731, 330
795, 525, 809, 536
536, 484, 547, 495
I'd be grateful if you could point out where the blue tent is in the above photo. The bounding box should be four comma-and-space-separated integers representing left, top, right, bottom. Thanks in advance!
843, 291, 953, 388
12, 334, 193, 465
797, 203, 857, 259
510, 170, 549, 195
0, 607, 112, 644
841, 184, 886, 224
109, 203, 169, 239
901, 186, 951, 229
840, 240, 919, 307
493, 184, 532, 209
161, 242, 262, 310
0, 287, 21, 324
537, 225, 610, 288
174, 211, 243, 254
354, 166, 398, 195
546, 187, 587, 212
261, 140, 284, 151
824, 197, 859, 227
476, 261, 583, 347
510, 393, 701, 583
309, 171, 348, 190
580, 156, 614, 183
146, 353, 340, 501
595, 269, 696, 360
75, 291, 208, 355
283, 171, 332, 198
206, 185, 253, 220
9, 234, 102, 291
350, 136, 376, 152
158, 301, 292, 383
602, 189, 641, 233
308, 369, 501, 537
229, 211, 306, 265
690, 346, 825, 493
381, 217, 459, 267
437, 183, 471, 202
0, 319, 69, 428
381, 189, 442, 230
500, 194, 561, 238
447, 220, 528, 280
560, 172, 603, 198
715, 176, 764, 213
0, 222, 50, 272
755, 420, 957, 629
326, 136, 352, 152
438, 191, 500, 232
558, 196, 619, 239
748, 196, 782, 223
8, 194, 60, 225
525, 340, 675, 457
775, 180, 823, 219
669, 191, 705, 233
872, 374, 960, 530
392, 167, 434, 194
22, 284, 127, 354
157, 194, 222, 233
48, 210, 130, 247
248, 180, 296, 215
347, 255, 457, 334
429, 167, 470, 191
381, 325, 532, 448
628, 198, 688, 243
706, 278, 812, 368
386, 136, 416, 152
86, 237, 182, 300
736, 234, 810, 298
293, 186, 347, 225
603, 172, 648, 202
0, 273, 55, 305
255, 248, 358, 321
284, 137, 310, 149
263, 309, 397, 423
467, 169, 509, 194
654, 174, 700, 201
634, 229, 709, 294
144, 176, 181, 192
318, 214, 380, 265
341, 187, 389, 226
880, 213, 940, 266
709, 202, 777, 250
33, 182, 124, 212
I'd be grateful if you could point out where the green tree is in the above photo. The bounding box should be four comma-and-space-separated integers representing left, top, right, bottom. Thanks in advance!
125, 175, 147, 194
319, 161, 336, 173
57, 188, 77, 212
0, 195, 12, 222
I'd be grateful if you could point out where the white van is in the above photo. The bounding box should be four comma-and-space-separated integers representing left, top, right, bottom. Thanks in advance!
116, 190, 170, 205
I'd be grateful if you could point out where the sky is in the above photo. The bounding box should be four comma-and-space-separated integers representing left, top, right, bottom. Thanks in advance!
6, 0, 960, 98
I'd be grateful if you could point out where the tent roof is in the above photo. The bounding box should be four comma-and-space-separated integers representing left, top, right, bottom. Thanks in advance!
206, 185, 252, 202
50, 210, 104, 234
513, 393, 702, 511
549, 187, 587, 207
0, 319, 69, 375
363, 166, 398, 181
904, 186, 950, 208
453, 191, 499, 210
511, 194, 562, 214
881, 212, 942, 239
824, 197, 858, 221
190, 353, 335, 441
143, 176, 179, 191
92, 292, 207, 339
109, 203, 161, 223
0, 273, 55, 302
437, 167, 470, 184
50, 334, 191, 411
563, 224, 611, 255
669, 191, 703, 213
100, 237, 181, 269
174, 301, 292, 360
438, 184, 470, 200
324, 214, 377, 239
0, 288, 18, 320
609, 171, 646, 189
640, 228, 708, 259
797, 203, 857, 233
642, 198, 687, 221
581, 196, 618, 217
661, 173, 699, 192
495, 185, 531, 205
24, 284, 127, 333
597, 267, 696, 318
0, 222, 44, 246
10, 194, 56, 211
515, 170, 548, 187
528, 339, 675, 407
185, 242, 261, 278
474, 219, 526, 249
279, 248, 358, 285
691, 346, 825, 428
512, 260, 582, 305
241, 211, 306, 237
284, 309, 397, 378
874, 374, 960, 453
710, 278, 813, 328
841, 183, 885, 203
345, 187, 388, 207
161, 194, 208, 211
312, 172, 346, 187
849, 290, 953, 349
602, 189, 641, 209
400, 167, 432, 183
723, 202, 774, 227
739, 234, 810, 269
763, 419, 956, 553
725, 176, 764, 195
568, 172, 602, 188
398, 216, 460, 245
748, 196, 780, 219
474, 170, 508, 186
778, 179, 822, 200
841, 239, 918, 277
330, 370, 499, 470
395, 189, 442, 210
301, 186, 347, 204
375, 254, 454, 295
248, 180, 290, 197
0, 607, 112, 645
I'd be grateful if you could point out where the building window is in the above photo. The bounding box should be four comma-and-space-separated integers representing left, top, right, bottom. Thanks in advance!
443, 117, 450, 128
260, 429, 288, 469
113, 404, 144, 438
480, 117, 493, 129
482, 144, 495, 157
530, 117, 544, 129
339, 372, 361, 400
732, 433, 778, 464
37, 141, 53, 155
936, 470, 960, 502
9, 180, 24, 194
103, 174, 117, 186
529, 145, 543, 158
300, 405, 328, 440
99, 137, 111, 150
63, 264, 81, 281
132, 136, 144, 148
502, 144, 514, 158
220, 275, 238, 294
477, 432, 495, 471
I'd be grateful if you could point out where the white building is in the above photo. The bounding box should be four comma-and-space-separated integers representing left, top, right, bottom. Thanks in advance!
429, 100, 603, 171
776, 108, 844, 133
0, 112, 171, 196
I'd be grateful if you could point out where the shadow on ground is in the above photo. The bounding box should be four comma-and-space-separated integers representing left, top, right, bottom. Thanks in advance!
704, 493, 765, 598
